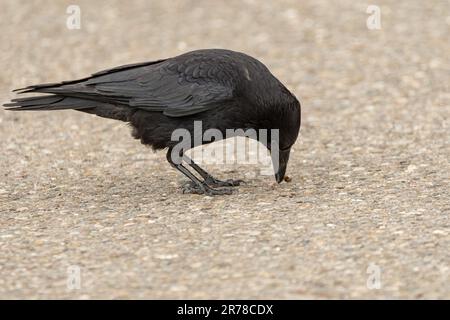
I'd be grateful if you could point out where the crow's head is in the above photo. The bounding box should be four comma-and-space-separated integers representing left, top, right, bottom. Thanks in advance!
267, 98, 301, 183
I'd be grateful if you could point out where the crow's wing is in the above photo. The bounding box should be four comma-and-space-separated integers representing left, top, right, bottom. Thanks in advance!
15, 56, 236, 117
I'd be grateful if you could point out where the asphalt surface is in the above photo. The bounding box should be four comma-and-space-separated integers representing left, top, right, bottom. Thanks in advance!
0, 0, 449, 299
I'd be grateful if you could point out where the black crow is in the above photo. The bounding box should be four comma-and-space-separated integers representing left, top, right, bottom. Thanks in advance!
4, 49, 301, 195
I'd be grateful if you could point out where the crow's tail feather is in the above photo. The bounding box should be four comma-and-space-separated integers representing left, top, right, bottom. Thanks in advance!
3, 94, 133, 122
4, 95, 88, 111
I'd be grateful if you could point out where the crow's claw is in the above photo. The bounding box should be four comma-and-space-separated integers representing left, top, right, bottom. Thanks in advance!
206, 187, 234, 196
181, 181, 204, 194
205, 177, 245, 187
181, 181, 233, 195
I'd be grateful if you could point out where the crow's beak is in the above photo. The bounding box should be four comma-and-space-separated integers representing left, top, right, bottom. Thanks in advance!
272, 147, 291, 183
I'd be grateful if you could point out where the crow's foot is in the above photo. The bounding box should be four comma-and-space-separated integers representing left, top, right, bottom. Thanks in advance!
181, 181, 233, 195
204, 176, 245, 188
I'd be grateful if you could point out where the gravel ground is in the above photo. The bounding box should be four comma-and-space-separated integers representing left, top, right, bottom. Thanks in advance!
0, 0, 449, 299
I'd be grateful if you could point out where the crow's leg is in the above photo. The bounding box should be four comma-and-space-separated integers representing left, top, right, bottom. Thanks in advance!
166, 148, 232, 195
182, 155, 245, 187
